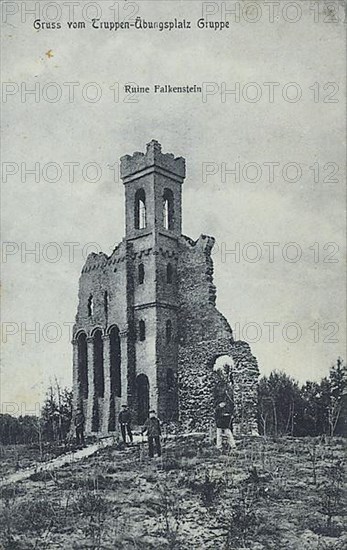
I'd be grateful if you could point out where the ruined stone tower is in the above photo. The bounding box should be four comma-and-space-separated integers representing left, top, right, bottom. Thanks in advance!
72, 140, 259, 435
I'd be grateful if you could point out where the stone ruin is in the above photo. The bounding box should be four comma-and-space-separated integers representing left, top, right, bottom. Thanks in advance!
72, 140, 259, 435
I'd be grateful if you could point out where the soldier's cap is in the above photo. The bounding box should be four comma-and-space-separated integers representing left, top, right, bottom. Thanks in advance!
122, 404, 128, 408
149, 409, 156, 414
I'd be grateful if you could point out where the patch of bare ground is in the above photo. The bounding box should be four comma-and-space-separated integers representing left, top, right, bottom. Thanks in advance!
0, 435, 346, 549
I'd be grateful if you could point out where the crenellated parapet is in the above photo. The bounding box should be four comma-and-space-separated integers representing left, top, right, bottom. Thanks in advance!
120, 139, 186, 182
81, 252, 108, 273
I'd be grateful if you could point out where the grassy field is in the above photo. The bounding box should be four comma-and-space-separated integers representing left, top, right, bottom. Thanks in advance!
0, 435, 346, 550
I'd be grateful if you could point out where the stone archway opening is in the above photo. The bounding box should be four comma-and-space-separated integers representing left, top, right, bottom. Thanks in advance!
77, 332, 88, 400
109, 326, 121, 398
108, 325, 121, 432
136, 374, 149, 425
93, 329, 104, 398
92, 328, 104, 433
212, 355, 235, 412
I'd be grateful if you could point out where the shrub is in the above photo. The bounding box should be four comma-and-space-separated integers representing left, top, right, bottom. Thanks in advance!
190, 470, 225, 507
219, 486, 259, 548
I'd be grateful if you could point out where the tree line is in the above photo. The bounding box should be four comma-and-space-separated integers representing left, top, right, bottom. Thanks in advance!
258, 357, 347, 437
0, 358, 346, 446
0, 379, 72, 447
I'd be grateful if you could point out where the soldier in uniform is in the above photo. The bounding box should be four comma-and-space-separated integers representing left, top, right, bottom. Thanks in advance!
118, 404, 133, 444
75, 406, 85, 446
142, 410, 162, 458
215, 401, 236, 450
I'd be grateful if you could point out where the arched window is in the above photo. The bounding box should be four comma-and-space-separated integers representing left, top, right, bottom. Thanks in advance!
110, 326, 121, 398
139, 320, 146, 341
163, 188, 174, 230
87, 295, 94, 317
77, 332, 88, 399
212, 355, 235, 410
93, 329, 104, 398
138, 263, 145, 284
166, 320, 172, 343
166, 263, 173, 284
136, 374, 149, 424
104, 291, 108, 315
163, 199, 169, 230
135, 189, 146, 230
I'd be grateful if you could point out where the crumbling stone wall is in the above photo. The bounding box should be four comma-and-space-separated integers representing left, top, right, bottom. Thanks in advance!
230, 341, 259, 434
177, 234, 259, 433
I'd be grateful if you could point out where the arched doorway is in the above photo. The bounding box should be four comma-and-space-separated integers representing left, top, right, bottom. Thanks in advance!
108, 326, 121, 432
212, 355, 235, 410
109, 326, 121, 398
93, 329, 104, 398
92, 329, 104, 432
136, 374, 149, 425
77, 332, 88, 399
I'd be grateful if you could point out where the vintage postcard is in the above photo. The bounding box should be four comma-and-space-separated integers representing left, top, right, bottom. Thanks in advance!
1, 1, 346, 549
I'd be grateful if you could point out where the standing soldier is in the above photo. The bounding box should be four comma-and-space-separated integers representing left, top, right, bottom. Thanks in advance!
75, 406, 85, 446
215, 401, 236, 450
118, 404, 133, 444
142, 410, 162, 458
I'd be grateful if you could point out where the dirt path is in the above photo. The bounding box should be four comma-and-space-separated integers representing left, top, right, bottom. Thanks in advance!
0, 437, 116, 488
0, 431, 207, 488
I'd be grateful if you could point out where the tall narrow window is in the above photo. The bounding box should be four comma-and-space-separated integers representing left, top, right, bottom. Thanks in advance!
163, 198, 169, 230
166, 320, 172, 343
166, 263, 173, 284
163, 188, 174, 230
139, 320, 146, 341
138, 263, 145, 284
104, 291, 108, 315
88, 295, 94, 317
135, 189, 146, 230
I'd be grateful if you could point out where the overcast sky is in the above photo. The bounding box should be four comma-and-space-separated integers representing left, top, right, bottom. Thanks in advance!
1, 1, 346, 414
